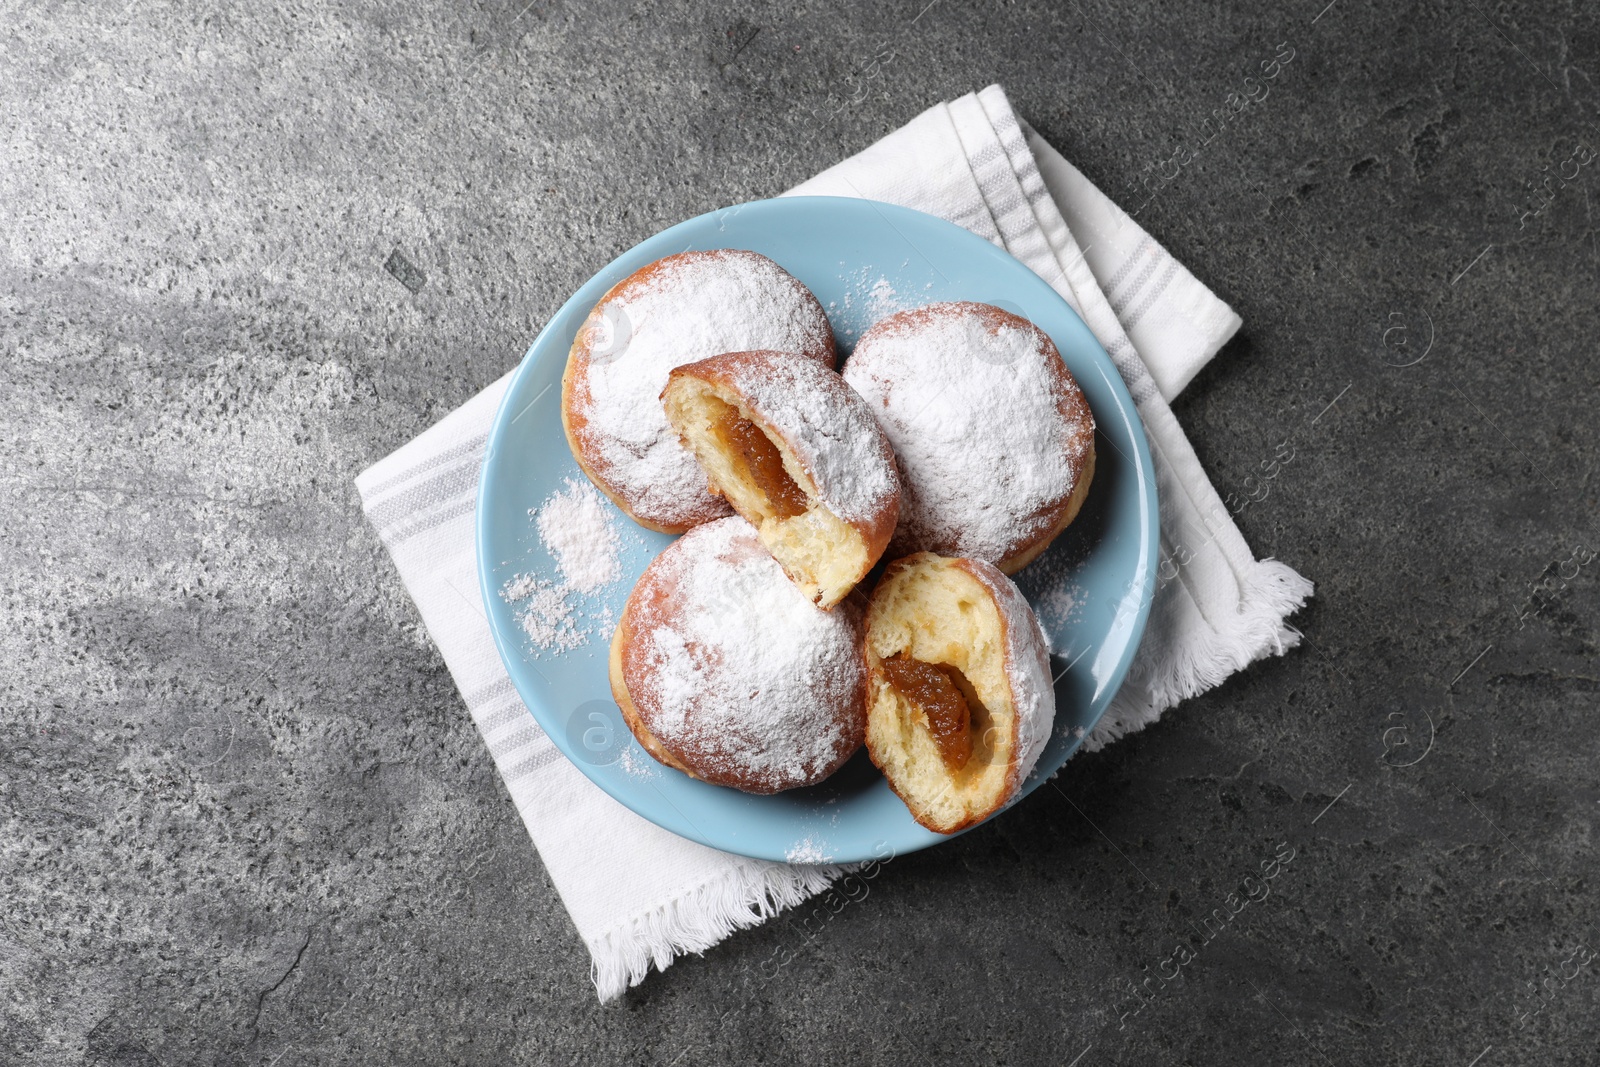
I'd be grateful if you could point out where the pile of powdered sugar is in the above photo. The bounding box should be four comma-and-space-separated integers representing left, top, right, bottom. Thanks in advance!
628, 518, 864, 792
500, 478, 626, 655
843, 304, 1094, 562
785, 836, 830, 864
534, 477, 622, 594
573, 251, 833, 529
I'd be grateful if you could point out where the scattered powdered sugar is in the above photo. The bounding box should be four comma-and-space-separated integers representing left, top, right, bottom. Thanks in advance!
1072, 725, 1087, 739
785, 836, 831, 864
627, 518, 864, 792
616, 744, 659, 780
500, 480, 626, 655
501, 574, 586, 653
1026, 575, 1086, 653
842, 303, 1094, 563
717, 352, 897, 525
573, 251, 833, 528
867, 277, 901, 317
826, 267, 915, 345
500, 574, 544, 599
535, 477, 621, 594
1012, 521, 1096, 655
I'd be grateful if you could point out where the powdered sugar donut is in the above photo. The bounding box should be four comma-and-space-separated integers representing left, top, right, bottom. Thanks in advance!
842, 302, 1095, 573
562, 250, 836, 534
862, 552, 1054, 834
662, 350, 900, 610
609, 517, 867, 794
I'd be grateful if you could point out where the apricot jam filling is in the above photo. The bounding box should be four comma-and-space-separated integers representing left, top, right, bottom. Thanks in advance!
881, 654, 983, 770
710, 408, 809, 519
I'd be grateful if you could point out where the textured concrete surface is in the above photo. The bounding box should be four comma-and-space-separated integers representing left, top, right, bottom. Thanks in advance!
4, 0, 1598, 1063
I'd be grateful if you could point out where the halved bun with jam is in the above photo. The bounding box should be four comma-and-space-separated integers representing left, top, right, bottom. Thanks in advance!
662, 349, 899, 609
863, 553, 1055, 833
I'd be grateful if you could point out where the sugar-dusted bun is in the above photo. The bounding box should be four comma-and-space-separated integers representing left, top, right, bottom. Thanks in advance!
863, 553, 1054, 833
562, 250, 836, 534
661, 350, 900, 610
842, 302, 1095, 573
610, 517, 867, 793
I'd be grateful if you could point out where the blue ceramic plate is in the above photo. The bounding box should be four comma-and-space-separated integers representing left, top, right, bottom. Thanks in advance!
477, 197, 1157, 864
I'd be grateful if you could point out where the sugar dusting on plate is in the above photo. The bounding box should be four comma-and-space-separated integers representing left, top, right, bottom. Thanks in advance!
501, 478, 624, 655
535, 477, 622, 593
785, 836, 831, 864
502, 573, 586, 653
616, 745, 659, 780
1032, 579, 1084, 648
825, 268, 916, 344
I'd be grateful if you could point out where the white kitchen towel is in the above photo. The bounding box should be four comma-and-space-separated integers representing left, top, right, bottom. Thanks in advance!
355, 83, 1312, 1003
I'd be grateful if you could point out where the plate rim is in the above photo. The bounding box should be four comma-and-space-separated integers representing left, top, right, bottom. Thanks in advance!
475, 195, 1160, 862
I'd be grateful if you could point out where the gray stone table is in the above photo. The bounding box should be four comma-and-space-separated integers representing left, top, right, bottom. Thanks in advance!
4, 0, 1598, 1063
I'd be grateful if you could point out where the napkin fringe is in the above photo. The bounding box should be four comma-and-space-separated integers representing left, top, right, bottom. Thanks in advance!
589, 861, 847, 1002
1086, 558, 1314, 750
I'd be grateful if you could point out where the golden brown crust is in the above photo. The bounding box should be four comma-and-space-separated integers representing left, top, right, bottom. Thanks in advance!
608, 616, 696, 775
996, 445, 1096, 574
